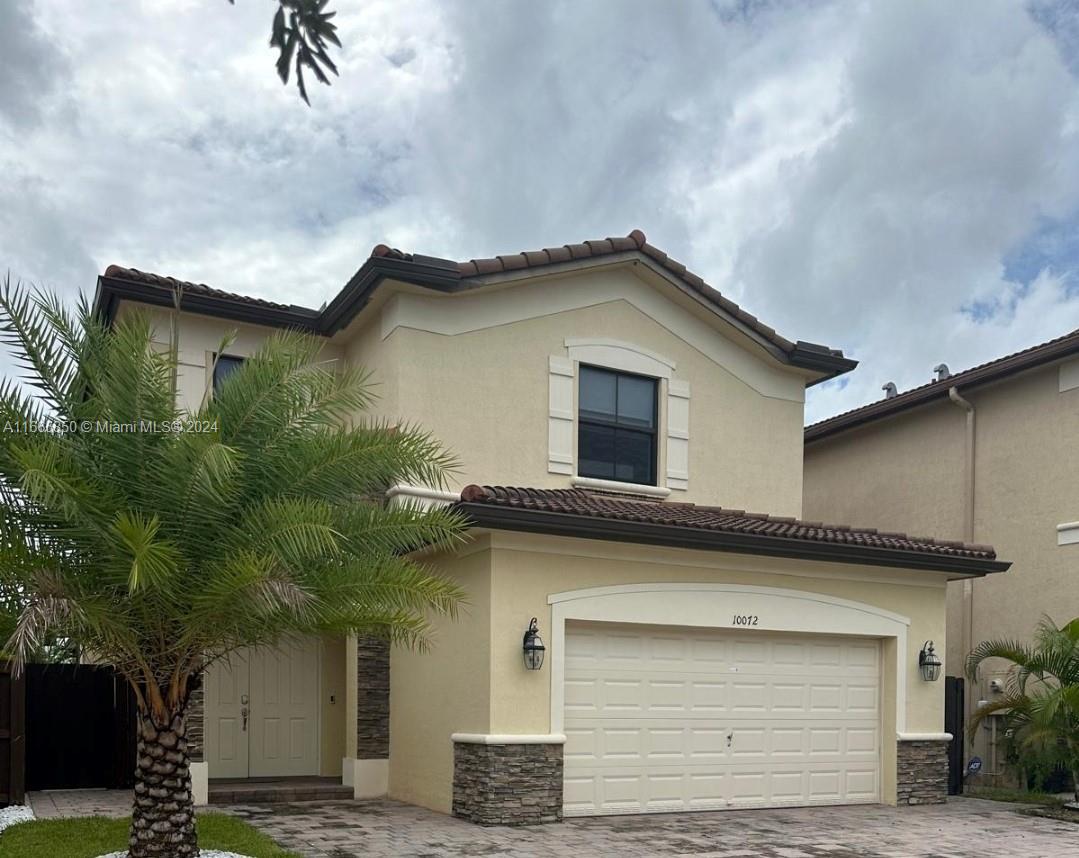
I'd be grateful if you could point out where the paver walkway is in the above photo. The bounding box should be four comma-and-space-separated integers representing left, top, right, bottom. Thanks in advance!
28, 789, 131, 818
225, 797, 1079, 858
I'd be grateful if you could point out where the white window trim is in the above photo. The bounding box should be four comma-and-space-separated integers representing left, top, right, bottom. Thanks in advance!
564, 338, 675, 379
1057, 521, 1079, 545
546, 582, 911, 735
548, 341, 690, 492
570, 475, 670, 499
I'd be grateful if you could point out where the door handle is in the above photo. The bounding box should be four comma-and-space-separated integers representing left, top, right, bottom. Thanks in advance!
726, 731, 733, 748
240, 694, 249, 705
241, 706, 249, 732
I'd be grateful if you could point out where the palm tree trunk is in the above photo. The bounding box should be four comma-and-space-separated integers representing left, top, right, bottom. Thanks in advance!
129, 708, 198, 857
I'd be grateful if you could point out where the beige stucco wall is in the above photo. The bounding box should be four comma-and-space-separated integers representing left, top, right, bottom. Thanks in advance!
114, 303, 345, 413
805, 365, 1079, 671
396, 531, 950, 813
804, 363, 1079, 776
388, 540, 493, 811
319, 635, 346, 776
368, 280, 807, 516
118, 264, 811, 517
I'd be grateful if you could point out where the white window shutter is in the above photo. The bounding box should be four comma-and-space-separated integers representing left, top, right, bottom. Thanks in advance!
548, 356, 575, 475
666, 379, 690, 491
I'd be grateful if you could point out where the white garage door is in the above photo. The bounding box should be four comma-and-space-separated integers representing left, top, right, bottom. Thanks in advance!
563, 621, 881, 816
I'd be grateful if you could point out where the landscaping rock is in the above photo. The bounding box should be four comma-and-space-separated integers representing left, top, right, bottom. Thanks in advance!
0, 804, 35, 833
97, 852, 254, 858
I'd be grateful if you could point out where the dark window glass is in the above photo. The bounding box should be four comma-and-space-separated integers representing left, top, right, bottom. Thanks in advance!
578, 365, 657, 485
614, 429, 653, 484
579, 368, 616, 422
617, 374, 656, 429
579, 423, 616, 480
212, 355, 245, 394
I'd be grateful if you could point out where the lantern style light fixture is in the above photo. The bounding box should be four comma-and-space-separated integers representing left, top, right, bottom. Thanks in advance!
522, 617, 546, 671
919, 640, 942, 681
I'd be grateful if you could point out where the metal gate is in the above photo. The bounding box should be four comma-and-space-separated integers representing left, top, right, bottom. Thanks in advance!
944, 676, 965, 795
25, 664, 137, 791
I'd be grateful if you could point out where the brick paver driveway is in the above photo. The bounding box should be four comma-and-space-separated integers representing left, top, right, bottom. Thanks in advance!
226, 797, 1079, 858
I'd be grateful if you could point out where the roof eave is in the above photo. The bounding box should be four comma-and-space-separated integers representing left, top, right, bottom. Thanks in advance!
320, 255, 462, 335
454, 502, 1010, 577
806, 333, 1079, 442
94, 274, 322, 333
790, 344, 859, 386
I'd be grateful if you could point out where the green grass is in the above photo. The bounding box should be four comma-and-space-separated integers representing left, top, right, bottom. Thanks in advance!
0, 812, 300, 858
966, 786, 1067, 806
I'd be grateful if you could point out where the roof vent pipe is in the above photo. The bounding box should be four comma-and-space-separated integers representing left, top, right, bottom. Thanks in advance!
882, 382, 898, 399
934, 363, 951, 381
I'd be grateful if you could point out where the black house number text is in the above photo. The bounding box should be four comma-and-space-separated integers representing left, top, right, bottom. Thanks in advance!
731, 614, 759, 626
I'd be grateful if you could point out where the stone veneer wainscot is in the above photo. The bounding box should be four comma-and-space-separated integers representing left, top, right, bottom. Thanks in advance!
452, 740, 564, 825
897, 738, 949, 805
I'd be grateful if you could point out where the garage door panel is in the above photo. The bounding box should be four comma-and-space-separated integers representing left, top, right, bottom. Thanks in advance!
564, 622, 881, 816
846, 768, 879, 799
847, 683, 880, 713
846, 727, 879, 754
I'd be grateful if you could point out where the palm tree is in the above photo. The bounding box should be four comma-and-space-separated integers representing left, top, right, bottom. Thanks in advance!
0, 281, 466, 857
966, 616, 1079, 804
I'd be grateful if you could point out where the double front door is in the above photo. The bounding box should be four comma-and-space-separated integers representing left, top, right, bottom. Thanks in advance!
204, 638, 320, 778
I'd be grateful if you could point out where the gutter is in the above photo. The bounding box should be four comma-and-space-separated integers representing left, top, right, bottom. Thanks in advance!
94, 275, 322, 333
455, 503, 1011, 577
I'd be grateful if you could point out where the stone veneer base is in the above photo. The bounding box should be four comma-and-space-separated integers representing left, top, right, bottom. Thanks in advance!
452, 742, 564, 825
897, 738, 949, 805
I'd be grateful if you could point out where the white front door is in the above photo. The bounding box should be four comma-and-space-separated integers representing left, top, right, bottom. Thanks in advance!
248, 638, 320, 777
205, 638, 321, 778
563, 621, 881, 816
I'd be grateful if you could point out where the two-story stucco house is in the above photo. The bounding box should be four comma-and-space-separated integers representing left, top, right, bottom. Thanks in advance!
93, 229, 1008, 824
803, 329, 1079, 784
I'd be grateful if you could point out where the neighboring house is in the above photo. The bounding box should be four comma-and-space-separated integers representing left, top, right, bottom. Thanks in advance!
93, 230, 1008, 824
803, 330, 1079, 783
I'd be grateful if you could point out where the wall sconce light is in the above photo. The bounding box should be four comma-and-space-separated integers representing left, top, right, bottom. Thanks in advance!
919, 640, 942, 681
523, 617, 545, 671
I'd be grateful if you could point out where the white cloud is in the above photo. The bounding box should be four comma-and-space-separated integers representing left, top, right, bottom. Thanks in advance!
0, 0, 1077, 424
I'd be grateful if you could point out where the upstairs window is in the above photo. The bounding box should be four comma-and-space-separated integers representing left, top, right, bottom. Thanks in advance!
578, 365, 658, 485
212, 354, 245, 394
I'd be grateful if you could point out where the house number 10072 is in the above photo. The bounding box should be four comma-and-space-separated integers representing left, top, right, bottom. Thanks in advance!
731, 614, 759, 626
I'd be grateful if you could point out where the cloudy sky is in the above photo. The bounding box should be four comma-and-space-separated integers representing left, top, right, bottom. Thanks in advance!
2, 0, 1078, 423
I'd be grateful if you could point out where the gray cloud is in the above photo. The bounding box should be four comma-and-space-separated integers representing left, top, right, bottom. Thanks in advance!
0, 0, 67, 128
1, 0, 1077, 424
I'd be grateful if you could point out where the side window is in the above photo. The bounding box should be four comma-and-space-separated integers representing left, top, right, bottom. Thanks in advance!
577, 365, 658, 485
212, 354, 245, 394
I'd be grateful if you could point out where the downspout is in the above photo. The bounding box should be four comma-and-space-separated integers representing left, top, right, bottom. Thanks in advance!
948, 387, 980, 767
948, 385, 976, 610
